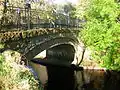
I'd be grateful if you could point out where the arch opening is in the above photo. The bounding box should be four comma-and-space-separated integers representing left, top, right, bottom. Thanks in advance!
46, 44, 75, 64
30, 44, 76, 85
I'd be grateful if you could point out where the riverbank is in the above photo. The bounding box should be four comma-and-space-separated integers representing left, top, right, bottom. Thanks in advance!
81, 59, 106, 70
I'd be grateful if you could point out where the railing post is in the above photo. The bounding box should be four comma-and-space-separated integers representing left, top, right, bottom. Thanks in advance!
25, 0, 31, 30
16, 8, 21, 30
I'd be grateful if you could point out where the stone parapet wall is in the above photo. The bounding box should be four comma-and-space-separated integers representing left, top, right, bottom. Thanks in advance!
0, 28, 79, 42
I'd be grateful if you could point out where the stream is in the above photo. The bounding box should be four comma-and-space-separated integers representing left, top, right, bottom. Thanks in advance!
76, 69, 120, 90
31, 64, 120, 90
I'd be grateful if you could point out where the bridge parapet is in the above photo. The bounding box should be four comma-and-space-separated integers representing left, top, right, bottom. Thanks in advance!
0, 28, 79, 43
0, 28, 84, 66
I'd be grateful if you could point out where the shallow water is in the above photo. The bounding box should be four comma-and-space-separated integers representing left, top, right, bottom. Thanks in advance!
31, 63, 120, 90
76, 69, 120, 90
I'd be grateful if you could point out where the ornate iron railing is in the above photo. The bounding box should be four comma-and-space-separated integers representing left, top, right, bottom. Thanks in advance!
0, 3, 82, 31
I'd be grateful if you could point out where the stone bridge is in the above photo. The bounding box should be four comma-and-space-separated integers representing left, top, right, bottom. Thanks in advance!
0, 28, 85, 65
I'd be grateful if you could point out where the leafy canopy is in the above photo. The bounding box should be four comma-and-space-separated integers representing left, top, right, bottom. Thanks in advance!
76, 0, 120, 70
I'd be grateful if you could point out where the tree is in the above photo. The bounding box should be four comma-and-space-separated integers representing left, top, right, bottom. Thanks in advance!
76, 0, 120, 70
0, 0, 57, 30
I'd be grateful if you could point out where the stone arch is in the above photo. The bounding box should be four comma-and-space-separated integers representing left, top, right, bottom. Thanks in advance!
24, 37, 84, 65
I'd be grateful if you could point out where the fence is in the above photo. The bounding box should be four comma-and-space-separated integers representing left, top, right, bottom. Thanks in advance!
0, 5, 81, 31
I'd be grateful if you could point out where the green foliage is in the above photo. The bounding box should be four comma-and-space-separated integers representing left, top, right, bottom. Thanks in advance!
76, 0, 120, 70
0, 0, 56, 30
31, 0, 56, 22
0, 50, 43, 90
0, 43, 4, 49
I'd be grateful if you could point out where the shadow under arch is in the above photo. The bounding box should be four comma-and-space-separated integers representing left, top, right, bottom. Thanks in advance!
31, 43, 77, 90
47, 44, 75, 60
24, 37, 79, 62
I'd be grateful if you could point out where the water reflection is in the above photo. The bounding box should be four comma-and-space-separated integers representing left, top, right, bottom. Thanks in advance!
77, 69, 120, 90
31, 63, 120, 90
30, 44, 120, 90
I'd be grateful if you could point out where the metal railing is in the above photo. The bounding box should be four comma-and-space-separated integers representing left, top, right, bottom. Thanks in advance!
0, 5, 82, 31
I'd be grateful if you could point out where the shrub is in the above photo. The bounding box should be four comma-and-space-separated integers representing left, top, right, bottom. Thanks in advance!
76, 0, 120, 70
0, 50, 43, 90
